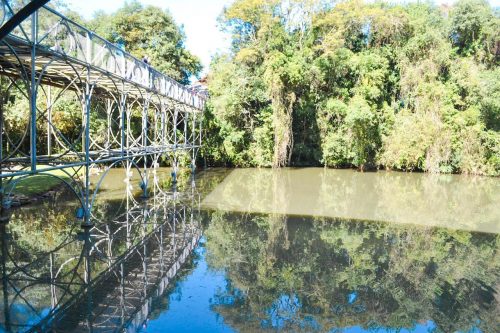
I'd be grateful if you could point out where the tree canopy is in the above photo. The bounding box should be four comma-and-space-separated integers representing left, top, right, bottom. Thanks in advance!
203, 0, 500, 175
88, 0, 202, 84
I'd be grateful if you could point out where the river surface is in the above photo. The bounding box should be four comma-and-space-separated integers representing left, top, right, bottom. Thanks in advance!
0, 168, 498, 333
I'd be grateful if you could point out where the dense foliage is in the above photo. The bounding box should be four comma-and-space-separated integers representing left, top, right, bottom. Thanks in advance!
203, 0, 500, 175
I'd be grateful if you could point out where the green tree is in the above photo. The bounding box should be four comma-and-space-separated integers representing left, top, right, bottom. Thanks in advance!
450, 0, 499, 63
205, 0, 499, 175
89, 1, 202, 84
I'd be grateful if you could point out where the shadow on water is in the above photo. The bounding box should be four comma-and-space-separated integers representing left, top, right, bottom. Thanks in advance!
0, 168, 498, 333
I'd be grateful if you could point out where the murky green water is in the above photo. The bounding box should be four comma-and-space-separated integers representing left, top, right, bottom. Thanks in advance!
0, 168, 498, 332
203, 168, 500, 233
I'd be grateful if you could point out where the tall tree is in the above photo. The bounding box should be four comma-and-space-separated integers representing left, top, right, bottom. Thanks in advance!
205, 0, 499, 175
89, 1, 202, 84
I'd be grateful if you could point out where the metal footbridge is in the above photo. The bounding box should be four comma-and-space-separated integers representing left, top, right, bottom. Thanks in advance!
0, 0, 206, 226
0, 2, 207, 331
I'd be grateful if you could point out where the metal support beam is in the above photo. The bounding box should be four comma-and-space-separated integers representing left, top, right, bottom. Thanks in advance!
82, 70, 94, 227
46, 85, 52, 156
0, 0, 51, 41
29, 11, 38, 171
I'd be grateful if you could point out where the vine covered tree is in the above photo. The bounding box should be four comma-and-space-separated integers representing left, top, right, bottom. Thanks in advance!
204, 0, 500, 175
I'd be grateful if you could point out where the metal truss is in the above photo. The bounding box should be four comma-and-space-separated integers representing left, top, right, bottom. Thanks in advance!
0, 183, 202, 332
0, 1, 205, 226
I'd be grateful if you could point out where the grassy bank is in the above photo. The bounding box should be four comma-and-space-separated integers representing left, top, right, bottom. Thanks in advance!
3, 166, 80, 197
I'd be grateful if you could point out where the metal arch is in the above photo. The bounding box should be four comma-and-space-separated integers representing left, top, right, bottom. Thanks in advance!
88, 159, 145, 213
35, 58, 87, 160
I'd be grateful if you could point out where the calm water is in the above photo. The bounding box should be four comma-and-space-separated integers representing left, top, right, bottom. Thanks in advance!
202, 168, 499, 233
0, 168, 498, 332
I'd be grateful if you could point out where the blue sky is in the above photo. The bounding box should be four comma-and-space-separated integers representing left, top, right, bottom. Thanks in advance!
65, 0, 500, 74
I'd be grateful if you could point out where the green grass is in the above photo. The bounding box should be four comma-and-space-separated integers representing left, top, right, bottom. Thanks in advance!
4, 166, 79, 197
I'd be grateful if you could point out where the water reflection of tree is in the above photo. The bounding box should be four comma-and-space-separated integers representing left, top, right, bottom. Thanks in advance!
204, 212, 499, 333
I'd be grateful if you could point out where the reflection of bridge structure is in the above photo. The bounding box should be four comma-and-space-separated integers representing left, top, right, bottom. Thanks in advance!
0, 1, 205, 226
0, 184, 202, 332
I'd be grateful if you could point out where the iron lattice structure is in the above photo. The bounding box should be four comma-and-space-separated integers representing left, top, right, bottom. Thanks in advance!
0, 1, 206, 226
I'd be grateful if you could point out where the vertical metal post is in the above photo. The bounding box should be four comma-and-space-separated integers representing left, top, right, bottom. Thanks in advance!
159, 223, 164, 275
173, 106, 178, 148
120, 91, 126, 157
183, 108, 187, 147
183, 110, 190, 179
172, 106, 178, 183
46, 85, 52, 156
172, 199, 177, 253
83, 230, 91, 283
161, 103, 166, 148
199, 111, 203, 147
120, 261, 125, 327
142, 242, 147, 300
142, 99, 148, 151
29, 11, 38, 172
49, 252, 57, 309
199, 110, 203, 169
82, 69, 93, 228
141, 97, 149, 198
82, 229, 93, 330
191, 112, 196, 174
141, 198, 148, 302
126, 160, 131, 249
106, 99, 112, 150
1, 224, 11, 332
160, 104, 166, 190
106, 224, 112, 267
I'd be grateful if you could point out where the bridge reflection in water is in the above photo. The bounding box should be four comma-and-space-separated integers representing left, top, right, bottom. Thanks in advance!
0, 181, 201, 332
